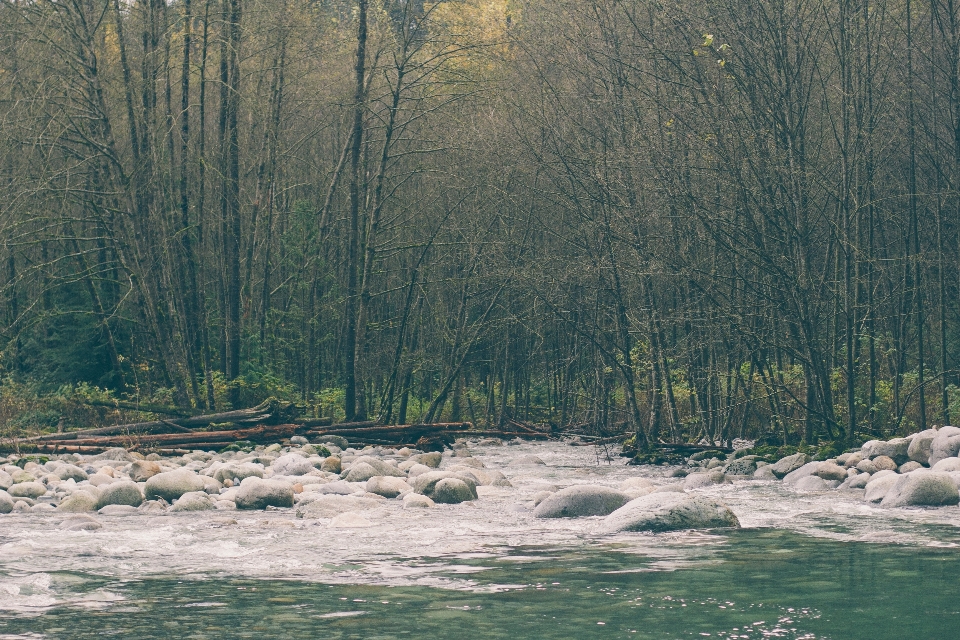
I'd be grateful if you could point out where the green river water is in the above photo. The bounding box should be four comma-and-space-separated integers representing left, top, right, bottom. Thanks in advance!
1, 528, 954, 639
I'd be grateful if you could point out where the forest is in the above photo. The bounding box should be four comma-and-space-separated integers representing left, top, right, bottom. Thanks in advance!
0, 0, 958, 451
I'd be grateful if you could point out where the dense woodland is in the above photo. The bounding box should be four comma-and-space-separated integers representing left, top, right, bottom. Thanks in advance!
1, 0, 959, 449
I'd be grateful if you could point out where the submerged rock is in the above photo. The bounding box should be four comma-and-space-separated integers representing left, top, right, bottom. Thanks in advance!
601, 493, 740, 533
683, 472, 727, 490
403, 493, 435, 508
532, 485, 629, 518
880, 472, 960, 508
794, 476, 833, 491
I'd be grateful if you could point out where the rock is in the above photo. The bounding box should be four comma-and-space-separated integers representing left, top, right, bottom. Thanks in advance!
320, 457, 341, 473
406, 463, 432, 478
97, 505, 139, 516
88, 473, 115, 487
289, 436, 309, 446
770, 453, 811, 479
56, 465, 89, 482
411, 452, 441, 468
90, 447, 134, 463
234, 477, 295, 510
619, 478, 655, 492
753, 466, 776, 480
201, 476, 223, 495
705, 458, 724, 470
872, 456, 897, 472
170, 491, 217, 512
932, 457, 960, 473
57, 491, 99, 512
907, 429, 938, 465
411, 471, 478, 498
880, 472, 960, 507
10, 470, 36, 484
366, 476, 411, 499
60, 514, 102, 531
451, 457, 485, 469
532, 485, 629, 518
652, 483, 687, 493
329, 512, 374, 528
137, 500, 166, 514
313, 480, 364, 495
928, 426, 960, 467
145, 469, 205, 501
899, 461, 923, 474
128, 460, 162, 482
0, 490, 13, 514
295, 494, 381, 518
794, 476, 832, 491
724, 458, 757, 476
783, 461, 821, 486
509, 455, 546, 466
601, 493, 740, 533
403, 493, 435, 508
532, 490, 554, 506
0, 471, 11, 491
841, 473, 871, 489
683, 472, 727, 490
841, 452, 864, 468
213, 463, 263, 484
856, 459, 878, 474
865, 473, 901, 503
315, 435, 349, 449
814, 463, 849, 481
95, 482, 143, 509
271, 454, 314, 476
341, 462, 381, 483
8, 482, 47, 499
862, 438, 911, 464
431, 478, 478, 504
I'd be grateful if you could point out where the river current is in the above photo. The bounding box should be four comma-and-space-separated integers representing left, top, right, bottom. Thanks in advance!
1, 441, 957, 638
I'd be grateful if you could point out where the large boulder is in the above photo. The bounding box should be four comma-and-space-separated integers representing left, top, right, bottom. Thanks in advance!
56, 465, 89, 482
412, 471, 478, 498
683, 472, 728, 490
411, 452, 441, 468
724, 458, 757, 476
865, 473, 900, 503
0, 490, 13, 514
782, 461, 820, 486
365, 476, 411, 499
862, 438, 911, 465
129, 460, 162, 482
213, 463, 264, 484
908, 429, 938, 465
601, 493, 740, 533
532, 485, 630, 518
814, 462, 849, 481
170, 491, 217, 512
145, 469, 205, 502
57, 491, 99, 512
880, 472, 960, 508
794, 475, 833, 491
95, 482, 143, 509
932, 457, 960, 473
234, 477, 294, 510
770, 453, 811, 479
431, 478, 478, 504
341, 462, 382, 483
271, 454, 314, 477
928, 426, 960, 467
8, 482, 47, 499
347, 456, 405, 478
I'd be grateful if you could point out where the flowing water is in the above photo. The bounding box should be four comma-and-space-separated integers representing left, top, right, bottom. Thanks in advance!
1, 442, 958, 638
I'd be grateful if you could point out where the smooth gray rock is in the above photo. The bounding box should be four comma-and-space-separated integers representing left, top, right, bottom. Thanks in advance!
814, 463, 848, 481
770, 453, 811, 479
366, 476, 411, 499
8, 482, 47, 499
794, 475, 832, 491
60, 514, 102, 531
865, 473, 900, 503
782, 461, 820, 486
411, 471, 478, 498
234, 477, 294, 510
880, 472, 960, 507
403, 493, 435, 508
56, 465, 89, 482
431, 478, 478, 504
928, 426, 960, 467
532, 485, 630, 518
294, 494, 380, 518
89, 447, 135, 463
271, 454, 314, 476
724, 458, 757, 476
683, 472, 727, 490
601, 493, 740, 533
0, 490, 12, 514
899, 461, 923, 473
145, 469, 205, 502
213, 463, 263, 484
97, 505, 139, 516
862, 438, 911, 464
872, 456, 898, 472
341, 462, 382, 483
753, 466, 776, 480
856, 459, 878, 474
841, 473, 871, 489
411, 452, 441, 468
932, 457, 960, 473
314, 480, 364, 495
532, 490, 554, 506
170, 491, 217, 512
95, 482, 143, 509
57, 491, 99, 512
908, 429, 938, 465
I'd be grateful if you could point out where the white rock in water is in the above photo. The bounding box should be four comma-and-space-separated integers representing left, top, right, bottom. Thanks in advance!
509, 455, 546, 466
880, 471, 960, 507
814, 463, 849, 481
907, 429, 938, 465
366, 476, 411, 498
57, 491, 99, 512
0, 490, 13, 514
411, 471, 477, 498
928, 426, 960, 467
770, 453, 810, 479
864, 473, 900, 503
97, 505, 139, 516
7, 482, 47, 499
619, 478, 655, 492
234, 477, 294, 510
213, 463, 264, 484
753, 466, 776, 480
329, 511, 374, 528
271, 454, 314, 477
406, 464, 432, 478
532, 485, 629, 518
402, 493, 434, 508
145, 469, 205, 502
170, 491, 217, 512
601, 492, 740, 533
782, 461, 820, 486
683, 472, 728, 490
56, 465, 88, 482
841, 472, 870, 489
95, 482, 143, 509
794, 475, 833, 491
431, 478, 478, 504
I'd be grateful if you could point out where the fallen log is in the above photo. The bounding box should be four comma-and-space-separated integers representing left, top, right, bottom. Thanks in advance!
28, 424, 305, 448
